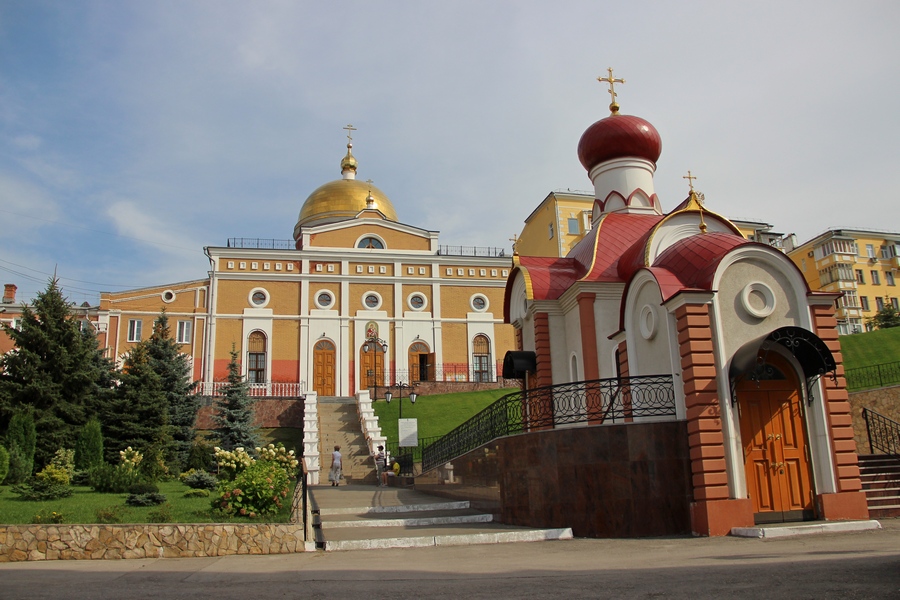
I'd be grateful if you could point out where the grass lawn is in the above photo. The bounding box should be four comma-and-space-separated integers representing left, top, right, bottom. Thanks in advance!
839, 326, 900, 371
0, 479, 294, 526
373, 387, 518, 445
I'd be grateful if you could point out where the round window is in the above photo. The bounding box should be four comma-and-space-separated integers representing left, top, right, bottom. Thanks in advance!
251, 291, 267, 306
161, 290, 176, 303
472, 296, 487, 311
316, 292, 333, 309
410, 294, 425, 309
365, 294, 380, 308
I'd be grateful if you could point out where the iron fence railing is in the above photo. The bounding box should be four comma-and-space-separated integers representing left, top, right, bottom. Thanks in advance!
193, 381, 306, 400
364, 363, 503, 388
226, 238, 296, 250
421, 375, 676, 472
437, 245, 509, 258
863, 407, 900, 455
846, 361, 900, 391
385, 435, 443, 476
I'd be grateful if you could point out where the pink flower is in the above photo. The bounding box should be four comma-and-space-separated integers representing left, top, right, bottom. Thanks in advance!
239, 508, 247, 515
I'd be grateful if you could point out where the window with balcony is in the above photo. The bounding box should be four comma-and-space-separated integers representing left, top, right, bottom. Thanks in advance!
247, 331, 266, 384
815, 239, 857, 259
818, 263, 855, 285
839, 291, 860, 309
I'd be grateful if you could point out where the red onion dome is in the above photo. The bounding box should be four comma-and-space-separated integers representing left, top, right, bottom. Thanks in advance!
577, 114, 662, 172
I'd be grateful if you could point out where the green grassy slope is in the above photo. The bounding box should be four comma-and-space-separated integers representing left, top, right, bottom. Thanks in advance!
373, 387, 517, 445
839, 327, 900, 371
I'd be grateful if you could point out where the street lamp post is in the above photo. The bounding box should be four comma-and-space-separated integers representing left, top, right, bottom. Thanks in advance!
363, 336, 388, 399
384, 382, 417, 419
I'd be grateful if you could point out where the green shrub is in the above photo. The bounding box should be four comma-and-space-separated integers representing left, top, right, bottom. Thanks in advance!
183, 488, 209, 498
6, 412, 36, 480
0, 445, 9, 484
49, 448, 76, 482
31, 509, 65, 524
11, 477, 73, 501
5, 444, 30, 485
212, 460, 290, 518
35, 464, 71, 486
89, 463, 142, 493
182, 470, 217, 491
74, 419, 104, 471
128, 481, 159, 495
147, 502, 173, 523
95, 505, 127, 524
125, 492, 167, 507
186, 438, 216, 472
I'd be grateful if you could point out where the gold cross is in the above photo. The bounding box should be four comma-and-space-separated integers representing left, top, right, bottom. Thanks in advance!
343, 124, 357, 143
509, 233, 519, 255
597, 67, 625, 114
683, 170, 697, 192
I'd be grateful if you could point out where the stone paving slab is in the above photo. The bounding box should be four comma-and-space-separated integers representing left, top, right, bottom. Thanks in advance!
731, 519, 882, 538
317, 507, 487, 524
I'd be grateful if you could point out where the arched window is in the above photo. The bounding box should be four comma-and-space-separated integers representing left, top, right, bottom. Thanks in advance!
472, 334, 492, 383
409, 341, 430, 382
247, 331, 267, 384
357, 236, 384, 249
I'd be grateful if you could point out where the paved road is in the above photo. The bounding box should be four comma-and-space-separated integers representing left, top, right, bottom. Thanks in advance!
2, 519, 898, 600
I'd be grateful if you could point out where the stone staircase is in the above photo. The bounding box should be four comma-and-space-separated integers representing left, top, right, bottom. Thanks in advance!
859, 454, 900, 518
310, 486, 573, 551
317, 397, 376, 485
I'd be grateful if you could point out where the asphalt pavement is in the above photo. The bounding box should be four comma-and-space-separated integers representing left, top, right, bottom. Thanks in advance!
1, 518, 898, 599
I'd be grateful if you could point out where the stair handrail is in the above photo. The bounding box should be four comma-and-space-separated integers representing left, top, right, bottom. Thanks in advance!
421, 374, 676, 473
863, 407, 900, 454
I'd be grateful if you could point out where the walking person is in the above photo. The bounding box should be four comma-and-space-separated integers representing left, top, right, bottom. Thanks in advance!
374, 445, 386, 486
329, 445, 342, 486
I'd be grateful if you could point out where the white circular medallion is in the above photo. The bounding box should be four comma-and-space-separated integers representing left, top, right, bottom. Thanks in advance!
639, 304, 657, 340
740, 282, 776, 319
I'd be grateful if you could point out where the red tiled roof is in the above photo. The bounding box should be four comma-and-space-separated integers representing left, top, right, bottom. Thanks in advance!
514, 256, 582, 301
653, 232, 753, 293
579, 213, 662, 282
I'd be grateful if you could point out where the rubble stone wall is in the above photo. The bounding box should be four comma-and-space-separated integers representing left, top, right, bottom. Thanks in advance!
0, 523, 310, 562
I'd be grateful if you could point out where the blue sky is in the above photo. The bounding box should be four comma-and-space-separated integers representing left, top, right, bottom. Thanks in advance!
1, 1, 898, 304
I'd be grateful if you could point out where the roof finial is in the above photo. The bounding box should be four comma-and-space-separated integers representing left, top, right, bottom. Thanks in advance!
597, 67, 625, 115
340, 124, 358, 179
509, 233, 519, 256
683, 170, 697, 193
365, 178, 376, 209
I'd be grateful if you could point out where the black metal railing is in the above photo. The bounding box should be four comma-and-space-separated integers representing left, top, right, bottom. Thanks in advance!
227, 238, 296, 250
864, 408, 900, 455
385, 435, 442, 476
421, 374, 676, 472
364, 363, 503, 387
846, 361, 900, 391
437, 245, 508, 258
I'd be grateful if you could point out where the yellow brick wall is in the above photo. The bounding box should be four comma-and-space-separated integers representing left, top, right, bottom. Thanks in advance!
310, 224, 431, 251
348, 283, 394, 314
214, 280, 301, 315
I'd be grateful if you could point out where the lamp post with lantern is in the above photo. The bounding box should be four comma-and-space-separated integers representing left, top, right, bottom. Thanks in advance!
363, 336, 388, 400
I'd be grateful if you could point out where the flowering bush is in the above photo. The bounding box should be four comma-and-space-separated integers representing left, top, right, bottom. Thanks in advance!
32, 509, 66, 524
119, 447, 143, 469
212, 460, 290, 518
255, 443, 300, 476
213, 447, 254, 481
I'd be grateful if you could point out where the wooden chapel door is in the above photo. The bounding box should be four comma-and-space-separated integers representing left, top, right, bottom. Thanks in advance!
738, 353, 815, 524
314, 339, 336, 396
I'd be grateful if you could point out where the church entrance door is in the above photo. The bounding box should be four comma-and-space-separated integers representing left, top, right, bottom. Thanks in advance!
737, 353, 815, 524
314, 340, 336, 396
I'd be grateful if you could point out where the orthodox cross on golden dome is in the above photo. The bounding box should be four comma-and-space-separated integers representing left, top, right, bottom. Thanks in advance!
343, 123, 357, 144
683, 170, 697, 193
597, 67, 625, 115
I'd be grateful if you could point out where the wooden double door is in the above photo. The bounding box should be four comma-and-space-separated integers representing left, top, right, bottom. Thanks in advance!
737, 354, 815, 524
313, 340, 336, 397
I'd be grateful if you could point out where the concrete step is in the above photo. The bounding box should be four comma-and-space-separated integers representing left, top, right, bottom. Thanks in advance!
309, 486, 573, 552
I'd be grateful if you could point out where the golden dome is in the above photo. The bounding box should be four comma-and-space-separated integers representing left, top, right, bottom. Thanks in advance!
293, 141, 399, 234
296, 178, 397, 228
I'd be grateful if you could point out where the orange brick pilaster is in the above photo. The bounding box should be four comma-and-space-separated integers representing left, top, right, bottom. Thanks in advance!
811, 303, 869, 520
675, 303, 753, 535
577, 293, 599, 381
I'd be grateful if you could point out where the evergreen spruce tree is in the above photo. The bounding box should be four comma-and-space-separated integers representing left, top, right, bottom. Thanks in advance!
145, 310, 199, 471
4, 411, 36, 483
212, 347, 260, 452
0, 279, 115, 466
73, 417, 104, 470
868, 303, 900, 330
100, 343, 169, 464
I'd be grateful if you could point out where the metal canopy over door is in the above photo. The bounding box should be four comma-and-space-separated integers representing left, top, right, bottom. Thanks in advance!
314, 339, 336, 396
737, 352, 815, 524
